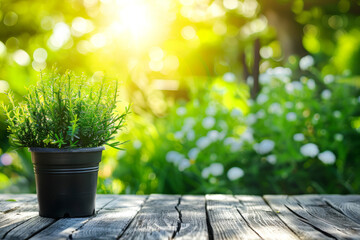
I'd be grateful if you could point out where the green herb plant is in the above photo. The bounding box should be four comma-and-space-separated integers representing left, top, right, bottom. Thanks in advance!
2, 70, 129, 149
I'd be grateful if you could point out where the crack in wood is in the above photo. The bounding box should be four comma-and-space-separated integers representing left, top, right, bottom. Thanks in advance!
171, 196, 183, 239
235, 206, 264, 240
261, 196, 301, 240
284, 204, 337, 240
204, 198, 214, 240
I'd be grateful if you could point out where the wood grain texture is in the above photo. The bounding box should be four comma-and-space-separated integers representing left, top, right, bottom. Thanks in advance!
323, 195, 360, 225
288, 195, 360, 240
70, 195, 147, 239
1, 194, 360, 240
0, 194, 36, 213
175, 195, 208, 240
0, 198, 55, 239
119, 194, 180, 240
264, 195, 333, 240
205, 194, 259, 240
235, 195, 299, 240
29, 195, 116, 240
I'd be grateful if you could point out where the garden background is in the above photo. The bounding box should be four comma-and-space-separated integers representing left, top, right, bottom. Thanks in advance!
0, 0, 359, 195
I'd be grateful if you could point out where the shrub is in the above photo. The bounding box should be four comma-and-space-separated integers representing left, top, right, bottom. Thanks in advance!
2, 70, 129, 149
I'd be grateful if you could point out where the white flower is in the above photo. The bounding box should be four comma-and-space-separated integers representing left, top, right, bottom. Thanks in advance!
223, 72, 236, 82
285, 102, 294, 109
207, 130, 220, 141
333, 111, 341, 118
257, 93, 269, 104
133, 140, 142, 149
224, 137, 243, 152
307, 79, 316, 90
178, 158, 191, 171
334, 133, 343, 141
219, 120, 228, 131
183, 117, 196, 131
210, 153, 217, 161
224, 137, 236, 146
166, 151, 184, 164
196, 136, 211, 149
300, 143, 319, 157
246, 114, 257, 125
202, 116, 215, 129
321, 89, 332, 100
230, 141, 243, 152
209, 163, 224, 176
256, 109, 266, 119
259, 73, 271, 84
293, 81, 303, 91
285, 82, 303, 94
227, 167, 244, 181
254, 139, 275, 154
299, 55, 314, 70
293, 133, 305, 142
231, 108, 243, 117
186, 130, 195, 141
268, 103, 283, 115
318, 151, 336, 164
247, 99, 254, 107
176, 107, 187, 116
266, 154, 277, 164
188, 148, 200, 159
272, 67, 292, 77
324, 75, 335, 84
206, 105, 217, 116
241, 128, 254, 143
286, 112, 297, 121
296, 102, 304, 109
174, 131, 183, 140
201, 168, 210, 179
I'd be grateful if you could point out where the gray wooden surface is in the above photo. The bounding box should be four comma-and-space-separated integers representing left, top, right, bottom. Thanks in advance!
0, 194, 359, 240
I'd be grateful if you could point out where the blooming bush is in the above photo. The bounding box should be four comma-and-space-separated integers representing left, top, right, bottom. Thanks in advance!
246, 56, 360, 193
106, 57, 360, 195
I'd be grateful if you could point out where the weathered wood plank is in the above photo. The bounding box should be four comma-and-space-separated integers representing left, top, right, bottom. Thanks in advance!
235, 195, 299, 240
0, 194, 37, 213
287, 195, 360, 240
70, 195, 147, 239
0, 198, 46, 239
4, 216, 55, 240
175, 195, 208, 240
29, 195, 116, 240
205, 194, 259, 240
119, 194, 180, 240
322, 195, 360, 225
264, 195, 333, 240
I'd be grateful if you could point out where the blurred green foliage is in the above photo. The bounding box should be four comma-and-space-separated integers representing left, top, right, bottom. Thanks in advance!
0, 0, 359, 194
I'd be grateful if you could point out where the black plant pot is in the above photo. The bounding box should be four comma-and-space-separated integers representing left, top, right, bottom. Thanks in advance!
29, 147, 104, 218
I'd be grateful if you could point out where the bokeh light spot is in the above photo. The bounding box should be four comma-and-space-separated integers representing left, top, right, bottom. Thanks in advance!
181, 26, 196, 40
0, 80, 10, 93
33, 48, 48, 63
13, 49, 30, 66
3, 11, 18, 26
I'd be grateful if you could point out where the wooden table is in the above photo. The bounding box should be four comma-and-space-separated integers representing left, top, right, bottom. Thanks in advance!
0, 194, 359, 239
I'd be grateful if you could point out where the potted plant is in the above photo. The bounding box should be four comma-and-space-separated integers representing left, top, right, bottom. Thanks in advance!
1, 70, 129, 218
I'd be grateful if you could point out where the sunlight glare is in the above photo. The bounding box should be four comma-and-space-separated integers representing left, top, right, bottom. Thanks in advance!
118, 1, 154, 41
